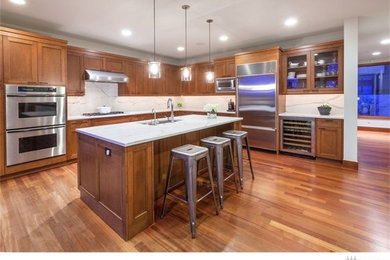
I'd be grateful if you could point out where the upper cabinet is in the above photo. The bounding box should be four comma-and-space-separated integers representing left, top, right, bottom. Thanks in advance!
195, 62, 215, 94
214, 57, 235, 78
1, 27, 67, 85
0, 35, 3, 84
67, 49, 84, 95
282, 40, 343, 94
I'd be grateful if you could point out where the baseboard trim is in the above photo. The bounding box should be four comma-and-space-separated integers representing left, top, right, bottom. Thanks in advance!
342, 160, 359, 170
358, 126, 390, 132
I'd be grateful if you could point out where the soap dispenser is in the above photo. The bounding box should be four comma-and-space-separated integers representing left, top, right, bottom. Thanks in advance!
228, 99, 235, 111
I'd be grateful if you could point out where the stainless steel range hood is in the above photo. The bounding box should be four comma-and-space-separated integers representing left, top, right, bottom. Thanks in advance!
85, 69, 129, 83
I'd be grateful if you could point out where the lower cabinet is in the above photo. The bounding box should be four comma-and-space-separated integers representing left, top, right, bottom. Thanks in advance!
315, 119, 343, 160
67, 120, 91, 160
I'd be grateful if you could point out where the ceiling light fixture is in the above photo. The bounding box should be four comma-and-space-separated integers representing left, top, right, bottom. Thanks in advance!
10, 0, 26, 5
219, 35, 228, 42
177, 46, 185, 52
372, 51, 381, 56
148, 0, 161, 78
181, 5, 191, 81
380, 38, 390, 45
121, 29, 132, 37
205, 19, 214, 84
284, 17, 298, 27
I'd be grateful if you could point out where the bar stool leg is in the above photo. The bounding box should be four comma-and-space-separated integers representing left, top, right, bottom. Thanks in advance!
160, 154, 174, 218
215, 145, 224, 209
236, 138, 244, 189
206, 153, 219, 216
185, 158, 198, 238
245, 137, 255, 180
228, 143, 239, 193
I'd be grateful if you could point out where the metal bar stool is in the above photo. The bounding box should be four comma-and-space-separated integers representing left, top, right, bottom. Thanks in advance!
200, 136, 239, 209
222, 130, 254, 189
160, 144, 219, 238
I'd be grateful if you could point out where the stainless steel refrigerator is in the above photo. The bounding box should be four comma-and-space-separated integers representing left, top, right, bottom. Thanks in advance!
236, 61, 277, 151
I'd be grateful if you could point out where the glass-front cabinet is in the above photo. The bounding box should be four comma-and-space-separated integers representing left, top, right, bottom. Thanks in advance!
282, 40, 343, 94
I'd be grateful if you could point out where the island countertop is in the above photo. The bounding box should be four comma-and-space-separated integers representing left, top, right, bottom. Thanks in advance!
76, 114, 243, 147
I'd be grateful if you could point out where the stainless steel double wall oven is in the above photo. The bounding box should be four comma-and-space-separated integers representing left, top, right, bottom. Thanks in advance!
5, 85, 66, 166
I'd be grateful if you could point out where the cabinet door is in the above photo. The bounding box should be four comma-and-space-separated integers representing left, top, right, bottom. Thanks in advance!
84, 55, 104, 70
118, 60, 136, 95
214, 62, 225, 79
164, 64, 180, 95
67, 120, 91, 160
67, 52, 85, 95
3, 36, 38, 84
105, 58, 124, 73
196, 63, 214, 94
283, 52, 310, 94
38, 43, 66, 85
0, 35, 3, 84
225, 58, 236, 77
135, 62, 149, 95
316, 119, 343, 160
97, 143, 124, 217
311, 46, 343, 93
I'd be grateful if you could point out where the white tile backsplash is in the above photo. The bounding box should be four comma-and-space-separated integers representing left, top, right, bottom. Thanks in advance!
285, 94, 344, 115
67, 82, 235, 116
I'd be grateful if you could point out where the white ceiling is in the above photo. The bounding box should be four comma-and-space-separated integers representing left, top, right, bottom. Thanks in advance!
0, 0, 389, 62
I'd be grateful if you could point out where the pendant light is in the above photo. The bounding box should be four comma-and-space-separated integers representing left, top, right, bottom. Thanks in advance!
181, 5, 191, 81
205, 19, 214, 83
148, 0, 161, 78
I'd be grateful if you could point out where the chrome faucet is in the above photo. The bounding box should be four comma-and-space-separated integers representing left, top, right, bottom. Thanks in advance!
167, 98, 174, 122
151, 108, 159, 125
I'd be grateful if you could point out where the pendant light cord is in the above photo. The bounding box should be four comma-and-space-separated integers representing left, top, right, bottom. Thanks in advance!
208, 21, 211, 63
153, 0, 156, 61
185, 6, 188, 66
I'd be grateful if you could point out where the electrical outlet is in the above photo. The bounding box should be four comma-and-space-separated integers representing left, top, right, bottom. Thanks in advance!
105, 148, 111, 156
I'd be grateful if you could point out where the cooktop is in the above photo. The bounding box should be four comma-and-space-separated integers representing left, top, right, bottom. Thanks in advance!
82, 111, 124, 117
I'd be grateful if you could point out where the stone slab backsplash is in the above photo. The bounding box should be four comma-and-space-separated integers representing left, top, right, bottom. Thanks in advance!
285, 94, 344, 115
67, 82, 235, 116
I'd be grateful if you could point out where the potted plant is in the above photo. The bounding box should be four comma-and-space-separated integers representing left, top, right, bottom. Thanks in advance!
317, 103, 332, 115
203, 104, 219, 119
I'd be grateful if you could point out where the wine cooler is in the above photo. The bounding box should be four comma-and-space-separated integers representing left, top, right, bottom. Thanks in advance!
280, 117, 315, 156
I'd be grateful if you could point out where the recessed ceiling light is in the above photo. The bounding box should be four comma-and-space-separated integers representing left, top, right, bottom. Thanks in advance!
10, 0, 26, 5
380, 38, 390, 45
121, 29, 132, 37
177, 46, 185, 52
219, 35, 228, 42
372, 52, 381, 56
284, 17, 298, 27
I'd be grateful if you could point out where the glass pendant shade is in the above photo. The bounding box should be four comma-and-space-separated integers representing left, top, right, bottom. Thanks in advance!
148, 61, 161, 78
205, 70, 214, 83
181, 66, 192, 81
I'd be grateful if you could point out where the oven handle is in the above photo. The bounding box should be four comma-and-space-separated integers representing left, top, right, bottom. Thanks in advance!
6, 94, 65, 97
6, 124, 65, 133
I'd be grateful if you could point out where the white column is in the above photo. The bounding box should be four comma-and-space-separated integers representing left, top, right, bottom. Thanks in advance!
343, 18, 358, 163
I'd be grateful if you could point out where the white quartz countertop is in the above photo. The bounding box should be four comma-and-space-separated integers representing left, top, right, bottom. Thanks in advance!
279, 112, 344, 119
68, 109, 236, 121
76, 114, 242, 147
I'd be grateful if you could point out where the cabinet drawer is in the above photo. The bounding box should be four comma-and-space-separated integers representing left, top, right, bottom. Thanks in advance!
316, 119, 342, 128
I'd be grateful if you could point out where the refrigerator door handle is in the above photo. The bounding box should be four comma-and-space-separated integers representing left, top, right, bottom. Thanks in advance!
242, 125, 275, 131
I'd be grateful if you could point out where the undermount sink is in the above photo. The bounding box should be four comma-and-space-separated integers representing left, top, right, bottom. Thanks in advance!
140, 118, 182, 126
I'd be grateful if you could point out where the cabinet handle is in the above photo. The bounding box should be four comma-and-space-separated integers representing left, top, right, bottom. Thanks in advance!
39, 82, 49, 85
318, 127, 326, 130
303, 89, 310, 92
27, 81, 36, 84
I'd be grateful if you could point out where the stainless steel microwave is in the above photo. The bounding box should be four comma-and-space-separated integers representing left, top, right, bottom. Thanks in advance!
215, 77, 236, 93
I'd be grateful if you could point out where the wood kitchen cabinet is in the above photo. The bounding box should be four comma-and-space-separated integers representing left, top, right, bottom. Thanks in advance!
84, 55, 124, 73
0, 34, 3, 83
2, 28, 67, 85
67, 120, 91, 160
67, 50, 85, 95
84, 55, 104, 71
316, 119, 343, 160
196, 62, 215, 95
282, 40, 343, 94
181, 65, 197, 95
164, 64, 180, 95
214, 56, 235, 78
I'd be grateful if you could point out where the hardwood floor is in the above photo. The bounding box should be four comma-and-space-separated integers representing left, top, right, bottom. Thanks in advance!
0, 130, 389, 252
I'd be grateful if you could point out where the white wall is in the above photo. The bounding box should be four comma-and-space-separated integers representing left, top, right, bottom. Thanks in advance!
67, 82, 233, 116
343, 18, 359, 163
358, 119, 390, 128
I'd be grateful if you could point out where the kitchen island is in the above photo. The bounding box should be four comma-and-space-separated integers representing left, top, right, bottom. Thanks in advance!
76, 115, 242, 240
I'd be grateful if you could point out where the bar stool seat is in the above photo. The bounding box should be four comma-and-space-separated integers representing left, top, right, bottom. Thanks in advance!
160, 144, 219, 238
222, 130, 254, 189
200, 136, 239, 209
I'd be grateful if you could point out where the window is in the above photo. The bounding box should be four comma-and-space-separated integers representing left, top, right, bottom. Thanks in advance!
358, 63, 390, 117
